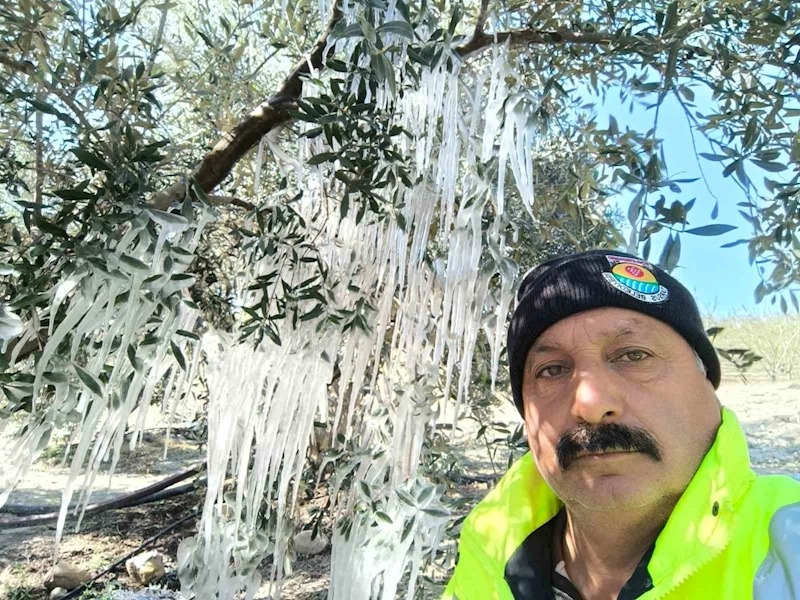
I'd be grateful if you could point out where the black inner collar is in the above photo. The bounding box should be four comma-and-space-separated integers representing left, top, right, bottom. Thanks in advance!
504, 508, 656, 600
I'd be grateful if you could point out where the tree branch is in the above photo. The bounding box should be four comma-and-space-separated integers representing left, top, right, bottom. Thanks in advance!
34, 106, 44, 209
1, 53, 111, 147
0, 54, 35, 75
473, 0, 490, 37
150, 6, 343, 211
0, 479, 202, 516
149, 12, 639, 211
457, 27, 635, 58
144, 4, 169, 80
206, 194, 255, 211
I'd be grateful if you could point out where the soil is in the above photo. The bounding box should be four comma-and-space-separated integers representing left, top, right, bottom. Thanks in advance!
1, 381, 797, 599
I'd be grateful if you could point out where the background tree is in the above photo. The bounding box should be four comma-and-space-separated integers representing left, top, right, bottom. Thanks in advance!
0, 0, 797, 597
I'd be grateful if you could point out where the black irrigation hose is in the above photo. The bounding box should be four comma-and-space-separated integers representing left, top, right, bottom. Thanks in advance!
0, 465, 203, 530
0, 480, 203, 517
61, 508, 201, 600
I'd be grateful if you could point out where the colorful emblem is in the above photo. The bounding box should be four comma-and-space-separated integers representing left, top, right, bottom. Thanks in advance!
602, 255, 669, 303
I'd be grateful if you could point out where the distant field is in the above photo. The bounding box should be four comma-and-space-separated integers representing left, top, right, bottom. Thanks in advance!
706, 313, 800, 384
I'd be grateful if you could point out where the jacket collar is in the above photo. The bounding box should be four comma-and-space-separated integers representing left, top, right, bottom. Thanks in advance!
647, 407, 755, 589
463, 408, 755, 590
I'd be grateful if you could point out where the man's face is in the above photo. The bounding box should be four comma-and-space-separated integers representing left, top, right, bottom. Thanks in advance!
521, 307, 722, 513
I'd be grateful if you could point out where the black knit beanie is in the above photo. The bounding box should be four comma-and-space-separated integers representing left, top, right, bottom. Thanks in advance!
507, 249, 721, 415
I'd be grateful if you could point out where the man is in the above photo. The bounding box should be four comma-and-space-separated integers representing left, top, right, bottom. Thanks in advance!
442, 250, 800, 600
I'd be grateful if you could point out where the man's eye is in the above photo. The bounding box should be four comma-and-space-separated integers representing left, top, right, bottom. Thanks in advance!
537, 365, 566, 378
618, 350, 650, 362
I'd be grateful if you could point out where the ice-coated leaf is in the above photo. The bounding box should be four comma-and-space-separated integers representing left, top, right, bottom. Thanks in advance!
375, 511, 393, 524
119, 254, 150, 272
400, 516, 415, 542
331, 22, 363, 41
74, 364, 104, 396
395, 489, 416, 507
416, 485, 435, 507
376, 20, 414, 40
358, 481, 371, 499
170, 341, 187, 370
146, 209, 191, 231
162, 274, 196, 297
0, 307, 24, 340
127, 345, 143, 371
43, 371, 69, 383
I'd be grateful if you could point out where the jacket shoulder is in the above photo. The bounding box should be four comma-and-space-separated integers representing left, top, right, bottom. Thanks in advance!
750, 473, 800, 506
458, 454, 561, 570
443, 454, 561, 600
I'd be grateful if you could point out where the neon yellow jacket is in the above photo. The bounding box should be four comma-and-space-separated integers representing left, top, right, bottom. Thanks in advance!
442, 408, 800, 599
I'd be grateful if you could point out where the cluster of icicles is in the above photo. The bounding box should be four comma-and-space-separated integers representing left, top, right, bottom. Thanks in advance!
0, 0, 546, 598
0, 208, 209, 540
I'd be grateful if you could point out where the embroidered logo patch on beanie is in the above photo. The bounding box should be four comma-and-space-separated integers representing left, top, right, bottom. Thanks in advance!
602, 255, 669, 303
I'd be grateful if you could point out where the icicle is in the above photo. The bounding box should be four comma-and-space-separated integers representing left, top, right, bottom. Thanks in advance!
0, 306, 24, 355
178, 327, 336, 599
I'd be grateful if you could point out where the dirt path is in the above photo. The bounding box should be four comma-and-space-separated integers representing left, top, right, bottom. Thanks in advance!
2, 433, 204, 508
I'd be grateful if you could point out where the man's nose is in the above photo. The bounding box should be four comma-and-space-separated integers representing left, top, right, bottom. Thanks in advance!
570, 367, 625, 425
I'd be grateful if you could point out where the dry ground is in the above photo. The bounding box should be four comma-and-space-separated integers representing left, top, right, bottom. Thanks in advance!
1, 381, 797, 599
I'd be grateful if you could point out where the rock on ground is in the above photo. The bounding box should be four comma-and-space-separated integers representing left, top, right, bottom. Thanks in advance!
293, 530, 328, 555
125, 550, 166, 585
44, 561, 90, 591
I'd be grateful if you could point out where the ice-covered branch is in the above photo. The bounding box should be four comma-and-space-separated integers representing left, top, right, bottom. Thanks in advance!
150, 6, 343, 211
0, 465, 201, 530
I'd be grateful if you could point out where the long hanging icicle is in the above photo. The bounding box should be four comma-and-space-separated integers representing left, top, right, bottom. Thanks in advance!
177, 330, 337, 600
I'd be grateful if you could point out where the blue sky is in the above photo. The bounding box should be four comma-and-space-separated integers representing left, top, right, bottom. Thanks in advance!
586, 85, 780, 318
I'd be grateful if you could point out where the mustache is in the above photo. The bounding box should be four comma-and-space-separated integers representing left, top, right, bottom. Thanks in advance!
556, 422, 662, 471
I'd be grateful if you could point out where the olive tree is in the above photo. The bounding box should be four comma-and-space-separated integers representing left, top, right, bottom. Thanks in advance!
0, 0, 797, 597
